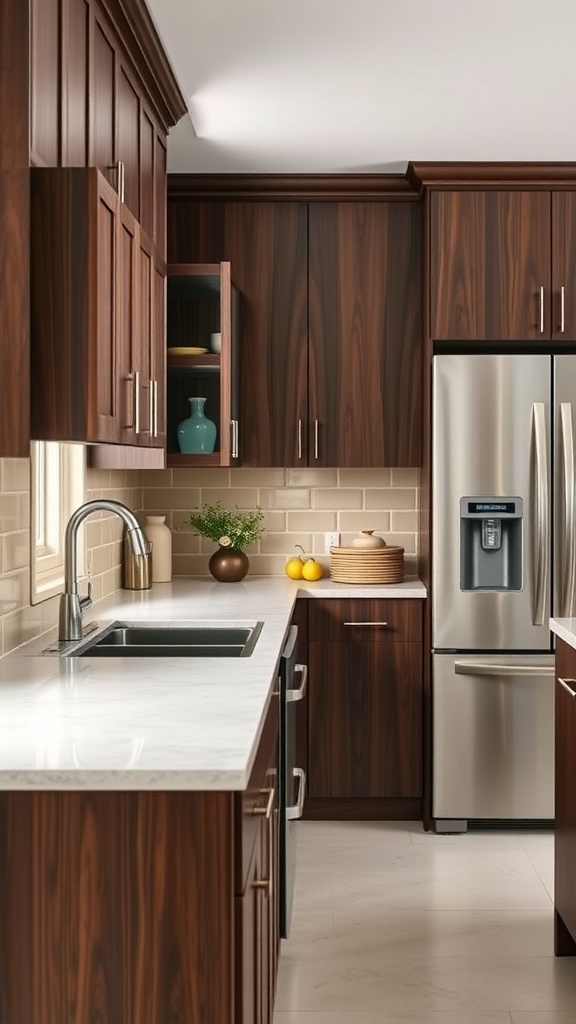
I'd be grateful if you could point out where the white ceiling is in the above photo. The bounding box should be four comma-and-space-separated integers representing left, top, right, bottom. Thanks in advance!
145, 0, 576, 174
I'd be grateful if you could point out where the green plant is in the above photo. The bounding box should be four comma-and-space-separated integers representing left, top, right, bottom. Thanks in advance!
187, 501, 264, 550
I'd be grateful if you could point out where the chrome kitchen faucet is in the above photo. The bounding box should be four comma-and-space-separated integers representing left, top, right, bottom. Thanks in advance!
58, 499, 149, 642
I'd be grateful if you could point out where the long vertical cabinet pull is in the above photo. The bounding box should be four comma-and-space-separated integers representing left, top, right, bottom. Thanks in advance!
531, 402, 549, 625
297, 419, 303, 460
117, 160, 125, 203
539, 286, 545, 334
230, 419, 239, 459
133, 370, 141, 436
314, 420, 319, 460
561, 286, 566, 334
149, 380, 158, 438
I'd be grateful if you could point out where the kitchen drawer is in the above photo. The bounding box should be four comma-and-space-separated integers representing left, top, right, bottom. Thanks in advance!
308, 599, 423, 643
234, 687, 279, 894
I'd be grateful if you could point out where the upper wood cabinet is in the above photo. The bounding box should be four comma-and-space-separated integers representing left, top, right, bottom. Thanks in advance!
30, 167, 165, 449
167, 194, 422, 468
30, 0, 186, 254
309, 203, 422, 466
430, 189, 576, 342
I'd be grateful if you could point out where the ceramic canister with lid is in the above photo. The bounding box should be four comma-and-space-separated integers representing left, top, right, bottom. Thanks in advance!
350, 530, 386, 549
144, 515, 172, 582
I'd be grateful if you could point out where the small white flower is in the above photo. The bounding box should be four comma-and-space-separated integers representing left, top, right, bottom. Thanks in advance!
219, 535, 232, 547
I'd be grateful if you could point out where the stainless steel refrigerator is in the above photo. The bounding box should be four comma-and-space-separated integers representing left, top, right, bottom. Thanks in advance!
432, 353, 576, 832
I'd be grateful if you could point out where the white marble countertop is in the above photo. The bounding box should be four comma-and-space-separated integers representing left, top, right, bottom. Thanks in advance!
0, 576, 426, 792
551, 617, 576, 649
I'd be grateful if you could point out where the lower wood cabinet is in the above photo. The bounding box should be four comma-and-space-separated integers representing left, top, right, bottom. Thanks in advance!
0, 692, 280, 1024
554, 637, 576, 955
306, 598, 424, 819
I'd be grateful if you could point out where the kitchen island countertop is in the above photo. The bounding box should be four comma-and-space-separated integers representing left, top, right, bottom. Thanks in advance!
0, 576, 426, 792
551, 617, 576, 650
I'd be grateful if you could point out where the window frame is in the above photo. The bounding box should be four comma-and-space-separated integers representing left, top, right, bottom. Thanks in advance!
30, 441, 86, 604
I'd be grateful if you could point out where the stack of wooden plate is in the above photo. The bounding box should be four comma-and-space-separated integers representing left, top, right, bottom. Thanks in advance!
329, 545, 405, 584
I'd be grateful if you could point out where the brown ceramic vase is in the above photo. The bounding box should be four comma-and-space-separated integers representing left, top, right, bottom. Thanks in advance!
208, 546, 249, 582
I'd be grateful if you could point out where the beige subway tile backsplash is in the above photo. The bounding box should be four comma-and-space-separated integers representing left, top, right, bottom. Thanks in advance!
143, 466, 420, 578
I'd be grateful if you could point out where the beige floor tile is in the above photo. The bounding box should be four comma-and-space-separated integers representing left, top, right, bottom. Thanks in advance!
278, 822, 571, 1020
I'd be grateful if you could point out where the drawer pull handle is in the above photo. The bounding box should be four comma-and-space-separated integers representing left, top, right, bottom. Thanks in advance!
252, 877, 272, 896
558, 676, 576, 698
253, 786, 274, 819
286, 768, 306, 821
343, 621, 389, 627
286, 663, 308, 702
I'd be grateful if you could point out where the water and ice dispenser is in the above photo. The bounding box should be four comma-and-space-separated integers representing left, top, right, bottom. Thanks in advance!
460, 498, 523, 591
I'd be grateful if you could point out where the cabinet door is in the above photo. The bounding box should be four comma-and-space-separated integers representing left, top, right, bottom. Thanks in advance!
61, 0, 90, 167
116, 202, 139, 444
309, 202, 422, 466
554, 638, 576, 954
90, 8, 116, 176
117, 62, 141, 220
552, 192, 576, 341
308, 639, 422, 799
30, 0, 59, 167
430, 190, 551, 341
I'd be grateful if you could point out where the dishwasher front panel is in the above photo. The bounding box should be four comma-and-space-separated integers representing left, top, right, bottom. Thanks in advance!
432, 652, 555, 828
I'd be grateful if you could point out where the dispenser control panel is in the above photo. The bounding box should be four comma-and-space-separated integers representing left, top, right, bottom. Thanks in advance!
459, 496, 523, 592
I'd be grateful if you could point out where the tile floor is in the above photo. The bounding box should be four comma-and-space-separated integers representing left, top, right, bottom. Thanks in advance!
274, 820, 576, 1024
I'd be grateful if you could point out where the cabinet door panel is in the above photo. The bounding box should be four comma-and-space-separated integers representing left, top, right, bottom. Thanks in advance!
91, 14, 116, 173
430, 190, 551, 341
140, 108, 155, 240
226, 203, 308, 466
309, 202, 422, 466
309, 598, 422, 643
555, 638, 576, 948
30, 0, 59, 167
62, 0, 90, 167
308, 640, 422, 799
116, 205, 138, 444
552, 192, 576, 341
117, 65, 141, 220
94, 183, 119, 440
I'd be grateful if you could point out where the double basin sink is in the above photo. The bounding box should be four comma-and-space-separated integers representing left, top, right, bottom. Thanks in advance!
66, 621, 264, 658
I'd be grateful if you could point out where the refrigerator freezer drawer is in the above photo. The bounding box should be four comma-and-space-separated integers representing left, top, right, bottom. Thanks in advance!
433, 653, 554, 823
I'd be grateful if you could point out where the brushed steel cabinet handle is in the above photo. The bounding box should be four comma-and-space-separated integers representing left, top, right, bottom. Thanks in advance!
133, 370, 141, 435
343, 621, 389, 627
117, 160, 125, 203
286, 663, 308, 702
558, 677, 576, 698
232, 419, 239, 458
286, 767, 306, 821
297, 419, 303, 460
561, 285, 566, 333
539, 285, 545, 334
253, 786, 274, 819
153, 379, 158, 438
314, 419, 319, 460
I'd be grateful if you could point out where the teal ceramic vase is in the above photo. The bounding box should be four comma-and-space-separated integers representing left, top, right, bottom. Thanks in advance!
177, 397, 217, 454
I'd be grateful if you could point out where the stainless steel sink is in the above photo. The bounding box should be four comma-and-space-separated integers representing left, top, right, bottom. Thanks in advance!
66, 621, 263, 658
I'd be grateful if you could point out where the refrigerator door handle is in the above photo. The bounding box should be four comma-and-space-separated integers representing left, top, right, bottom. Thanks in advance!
532, 402, 549, 626
560, 402, 576, 617
454, 660, 554, 678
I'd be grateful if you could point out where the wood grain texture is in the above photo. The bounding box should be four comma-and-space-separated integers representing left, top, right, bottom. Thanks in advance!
554, 638, 576, 954
430, 190, 551, 341
167, 200, 309, 466
411, 161, 576, 188
552, 191, 576, 341
308, 598, 423, 643
61, 0, 90, 166
30, 0, 59, 167
308, 639, 423, 800
117, 63, 141, 219
0, 791, 235, 1024
168, 173, 421, 201
308, 202, 422, 466
0, 0, 29, 456
304, 797, 422, 820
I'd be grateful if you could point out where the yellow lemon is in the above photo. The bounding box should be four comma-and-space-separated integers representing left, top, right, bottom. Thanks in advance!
301, 558, 324, 581
285, 556, 304, 580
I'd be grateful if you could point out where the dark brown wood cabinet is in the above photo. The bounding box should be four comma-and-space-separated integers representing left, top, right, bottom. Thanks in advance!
30, 167, 165, 450
554, 636, 576, 956
430, 189, 576, 342
308, 203, 422, 466
0, 692, 280, 1024
306, 598, 423, 819
167, 190, 422, 468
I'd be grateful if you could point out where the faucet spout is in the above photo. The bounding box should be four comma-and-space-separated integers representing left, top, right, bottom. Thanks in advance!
59, 499, 149, 642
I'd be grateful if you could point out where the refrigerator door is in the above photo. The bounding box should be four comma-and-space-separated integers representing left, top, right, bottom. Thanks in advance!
553, 355, 576, 619
432, 354, 551, 651
433, 652, 555, 826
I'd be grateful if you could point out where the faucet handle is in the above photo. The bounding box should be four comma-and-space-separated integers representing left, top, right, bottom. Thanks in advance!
80, 581, 92, 612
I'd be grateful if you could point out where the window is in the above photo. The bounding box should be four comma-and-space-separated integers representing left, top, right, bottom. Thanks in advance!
30, 442, 86, 604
